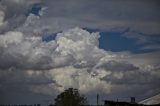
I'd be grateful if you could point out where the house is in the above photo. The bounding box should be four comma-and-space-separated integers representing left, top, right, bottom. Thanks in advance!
104, 97, 160, 106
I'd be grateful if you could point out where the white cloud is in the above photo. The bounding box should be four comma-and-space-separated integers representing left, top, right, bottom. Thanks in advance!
0, 10, 6, 27
0, 0, 159, 104
0, 27, 159, 104
0, 0, 42, 33
0, 31, 23, 47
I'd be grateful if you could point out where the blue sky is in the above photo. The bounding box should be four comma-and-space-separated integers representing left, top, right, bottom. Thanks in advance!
84, 28, 141, 53
24, 1, 160, 54
86, 28, 160, 53
27, 3, 42, 16
42, 27, 160, 54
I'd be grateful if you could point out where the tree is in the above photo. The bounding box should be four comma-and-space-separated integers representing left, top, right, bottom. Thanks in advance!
54, 88, 88, 106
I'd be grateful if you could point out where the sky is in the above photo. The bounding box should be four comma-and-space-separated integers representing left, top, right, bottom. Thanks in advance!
0, 0, 160, 105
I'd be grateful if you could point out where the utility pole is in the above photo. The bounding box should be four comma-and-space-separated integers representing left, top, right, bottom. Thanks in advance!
97, 94, 99, 106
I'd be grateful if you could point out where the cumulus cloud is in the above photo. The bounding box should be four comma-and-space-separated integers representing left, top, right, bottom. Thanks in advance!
0, 10, 6, 27
0, 31, 54, 70
0, 0, 42, 33
0, 27, 159, 104
0, 27, 104, 70
0, 0, 159, 104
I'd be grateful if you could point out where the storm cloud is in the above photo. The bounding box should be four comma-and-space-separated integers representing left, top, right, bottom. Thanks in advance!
0, 0, 160, 105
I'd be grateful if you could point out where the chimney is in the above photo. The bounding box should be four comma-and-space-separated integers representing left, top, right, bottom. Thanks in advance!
130, 97, 136, 103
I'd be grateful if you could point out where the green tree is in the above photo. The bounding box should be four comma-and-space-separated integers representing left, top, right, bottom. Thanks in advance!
54, 88, 88, 106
